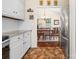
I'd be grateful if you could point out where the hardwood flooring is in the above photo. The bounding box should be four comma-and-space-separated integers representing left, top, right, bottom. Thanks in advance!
22, 47, 66, 59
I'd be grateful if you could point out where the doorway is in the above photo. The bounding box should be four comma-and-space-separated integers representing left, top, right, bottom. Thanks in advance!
37, 7, 62, 47
37, 7, 69, 59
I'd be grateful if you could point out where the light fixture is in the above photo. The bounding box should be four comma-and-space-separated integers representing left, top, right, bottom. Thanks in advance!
54, 0, 58, 6
47, 0, 51, 6
39, 0, 43, 6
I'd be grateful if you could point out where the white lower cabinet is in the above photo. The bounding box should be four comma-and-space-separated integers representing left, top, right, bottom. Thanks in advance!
10, 44, 23, 59
10, 34, 23, 59
23, 32, 31, 55
10, 31, 31, 59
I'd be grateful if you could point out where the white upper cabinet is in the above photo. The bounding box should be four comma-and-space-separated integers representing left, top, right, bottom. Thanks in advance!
2, 0, 25, 20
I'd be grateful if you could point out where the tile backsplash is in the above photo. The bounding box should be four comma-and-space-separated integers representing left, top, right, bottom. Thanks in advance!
2, 17, 19, 32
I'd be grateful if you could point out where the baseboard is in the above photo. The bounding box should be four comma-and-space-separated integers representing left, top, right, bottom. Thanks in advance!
21, 47, 31, 59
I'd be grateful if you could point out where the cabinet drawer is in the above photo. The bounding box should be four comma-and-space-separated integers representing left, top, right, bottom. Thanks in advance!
10, 44, 23, 59
10, 34, 23, 48
10, 39, 23, 48
10, 35, 23, 43
2, 0, 25, 20
10, 36, 18, 44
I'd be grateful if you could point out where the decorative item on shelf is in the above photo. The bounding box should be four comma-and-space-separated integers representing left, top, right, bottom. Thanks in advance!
29, 15, 34, 20
54, 0, 58, 6
45, 18, 51, 28
27, 8, 34, 12
47, 0, 51, 6
54, 20, 59, 25
39, 0, 43, 6
45, 18, 51, 23
27, 8, 34, 20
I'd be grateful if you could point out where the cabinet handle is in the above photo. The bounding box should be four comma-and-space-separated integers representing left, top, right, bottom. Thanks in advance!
13, 11, 16, 13
13, 11, 17, 14
23, 42, 26, 44
18, 37, 20, 39
15, 12, 17, 14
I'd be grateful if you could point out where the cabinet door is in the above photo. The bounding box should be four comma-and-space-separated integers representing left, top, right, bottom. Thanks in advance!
23, 41, 30, 54
10, 34, 23, 59
10, 44, 23, 59
23, 32, 31, 54
2, 0, 18, 17
2, 0, 25, 20
24, 32, 31, 42
16, 0, 25, 19
10, 35, 23, 48
10, 45, 19, 59
10, 36, 19, 48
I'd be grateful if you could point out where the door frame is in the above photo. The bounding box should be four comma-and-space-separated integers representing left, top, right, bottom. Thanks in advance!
69, 0, 76, 59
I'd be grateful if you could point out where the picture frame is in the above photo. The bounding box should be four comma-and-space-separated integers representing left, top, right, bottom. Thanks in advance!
54, 20, 59, 25
29, 15, 34, 20
45, 18, 51, 28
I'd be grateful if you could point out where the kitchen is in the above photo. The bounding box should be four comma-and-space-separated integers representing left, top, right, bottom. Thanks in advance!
2, 0, 75, 59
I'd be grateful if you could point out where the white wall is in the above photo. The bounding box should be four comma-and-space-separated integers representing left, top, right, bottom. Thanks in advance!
2, 17, 19, 32
37, 8, 62, 29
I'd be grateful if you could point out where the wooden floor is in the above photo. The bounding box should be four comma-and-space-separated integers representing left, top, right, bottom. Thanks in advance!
22, 47, 66, 59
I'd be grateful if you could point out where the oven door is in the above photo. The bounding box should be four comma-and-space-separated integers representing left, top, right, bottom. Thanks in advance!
2, 37, 10, 59
2, 45, 9, 59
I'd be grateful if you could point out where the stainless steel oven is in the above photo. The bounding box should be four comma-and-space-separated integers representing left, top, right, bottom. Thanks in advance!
2, 36, 10, 59
2, 45, 9, 59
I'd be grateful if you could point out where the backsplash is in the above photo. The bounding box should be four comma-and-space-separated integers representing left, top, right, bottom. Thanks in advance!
2, 17, 19, 32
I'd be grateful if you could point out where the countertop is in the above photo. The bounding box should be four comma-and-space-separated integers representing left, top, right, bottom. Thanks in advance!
2, 30, 32, 38
2, 30, 32, 48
